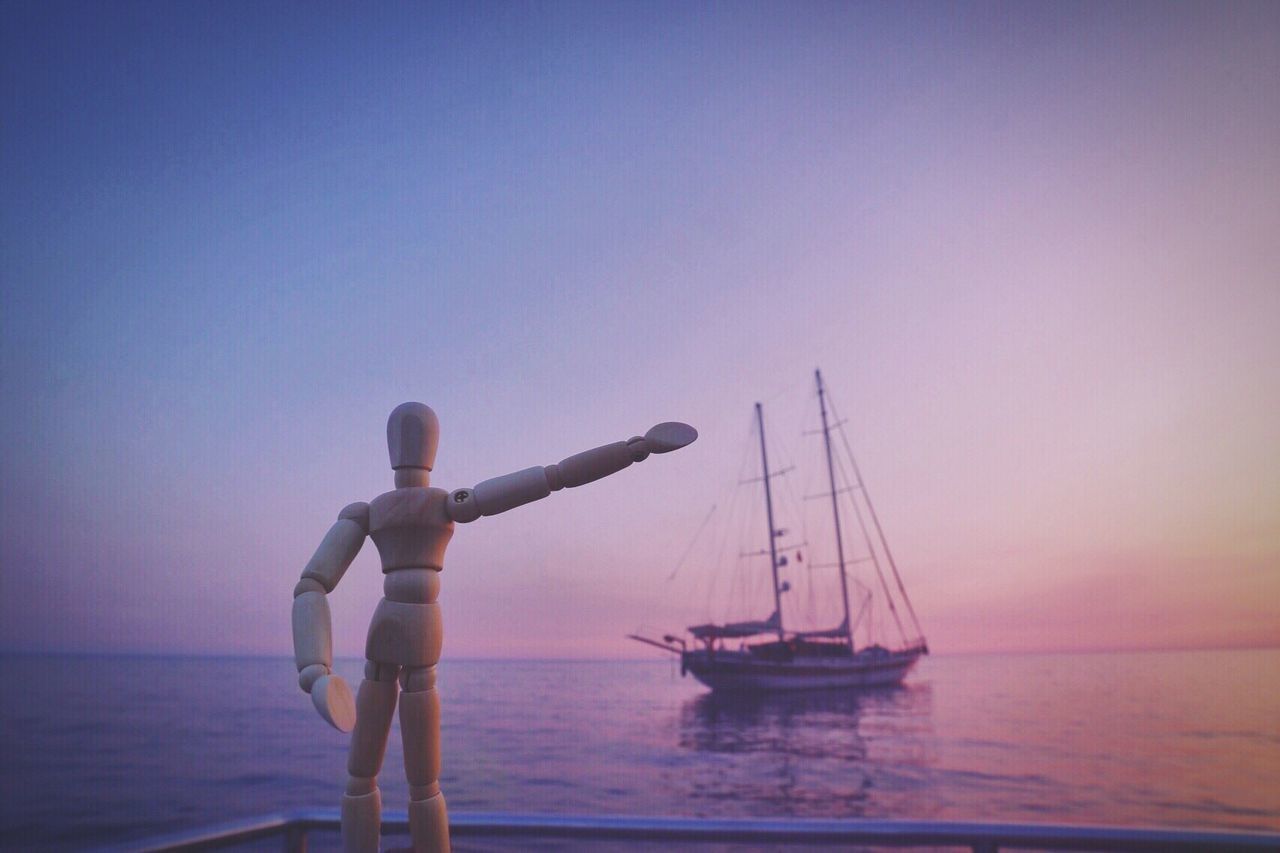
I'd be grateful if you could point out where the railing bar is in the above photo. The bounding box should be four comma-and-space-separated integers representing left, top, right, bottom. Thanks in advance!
283, 824, 307, 853
102, 810, 1280, 852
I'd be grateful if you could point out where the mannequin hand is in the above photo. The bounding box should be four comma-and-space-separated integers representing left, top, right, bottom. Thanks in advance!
642, 422, 697, 453
309, 673, 356, 732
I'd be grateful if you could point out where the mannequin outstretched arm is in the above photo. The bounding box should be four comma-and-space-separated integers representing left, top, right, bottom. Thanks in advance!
445, 422, 697, 523
291, 501, 368, 732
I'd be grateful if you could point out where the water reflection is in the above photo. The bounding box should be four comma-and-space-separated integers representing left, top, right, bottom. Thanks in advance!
671, 684, 935, 817
680, 688, 867, 756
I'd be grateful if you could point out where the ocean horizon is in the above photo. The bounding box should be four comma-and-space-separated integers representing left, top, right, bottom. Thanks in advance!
4, 640, 1278, 661
2, 648, 1277, 849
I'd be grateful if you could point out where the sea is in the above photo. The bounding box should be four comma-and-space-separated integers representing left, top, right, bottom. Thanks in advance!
1, 649, 1277, 850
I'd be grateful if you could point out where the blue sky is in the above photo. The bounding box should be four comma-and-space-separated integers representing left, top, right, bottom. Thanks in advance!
2, 1, 1277, 657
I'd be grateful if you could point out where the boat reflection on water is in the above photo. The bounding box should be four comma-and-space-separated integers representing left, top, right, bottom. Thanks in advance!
681, 688, 869, 754
672, 683, 937, 817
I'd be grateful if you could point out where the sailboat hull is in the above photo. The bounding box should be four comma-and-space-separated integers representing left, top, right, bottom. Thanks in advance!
682, 646, 924, 692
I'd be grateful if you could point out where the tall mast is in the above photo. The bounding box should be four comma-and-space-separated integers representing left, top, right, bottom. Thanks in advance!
756, 402, 785, 640
816, 369, 855, 649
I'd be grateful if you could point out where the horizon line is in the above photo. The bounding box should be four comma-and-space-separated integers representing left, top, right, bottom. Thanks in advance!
2, 641, 1278, 662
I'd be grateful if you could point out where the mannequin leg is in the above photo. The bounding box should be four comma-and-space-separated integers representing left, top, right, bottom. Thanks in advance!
400, 665, 448, 852
341, 661, 400, 853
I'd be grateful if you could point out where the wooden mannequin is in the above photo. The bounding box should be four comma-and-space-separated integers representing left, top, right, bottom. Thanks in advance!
292, 402, 696, 852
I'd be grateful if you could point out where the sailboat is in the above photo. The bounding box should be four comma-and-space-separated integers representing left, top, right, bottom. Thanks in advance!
630, 370, 928, 691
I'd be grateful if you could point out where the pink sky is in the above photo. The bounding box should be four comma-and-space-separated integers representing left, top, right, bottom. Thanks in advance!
2, 2, 1277, 658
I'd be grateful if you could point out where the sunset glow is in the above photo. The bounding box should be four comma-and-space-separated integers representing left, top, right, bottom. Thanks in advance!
2, 1, 1277, 660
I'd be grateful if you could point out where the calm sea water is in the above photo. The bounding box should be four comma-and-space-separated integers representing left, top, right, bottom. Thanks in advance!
1, 650, 1277, 849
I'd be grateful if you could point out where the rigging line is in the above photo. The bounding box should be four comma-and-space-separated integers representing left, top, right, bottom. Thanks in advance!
640, 493, 727, 634
849, 579, 873, 639
716, 488, 742, 621
709, 456, 745, 623
771, 402, 813, 628
790, 411, 816, 627
800, 395, 836, 629
828, 393, 926, 641
812, 433, 839, 622
800, 420, 820, 627
836, 450, 906, 646
703, 501, 727, 623
777, 429, 807, 536
754, 402, 785, 637
737, 407, 762, 480
667, 504, 718, 581
700, 473, 730, 622
736, 408, 763, 621
705, 411, 759, 623
731, 410, 766, 623
776, 426, 810, 602
767, 407, 810, 549
828, 392, 925, 642
831, 433, 908, 646
741, 467, 765, 619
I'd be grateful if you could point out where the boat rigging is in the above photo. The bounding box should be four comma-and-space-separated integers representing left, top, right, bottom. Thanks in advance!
629, 369, 928, 691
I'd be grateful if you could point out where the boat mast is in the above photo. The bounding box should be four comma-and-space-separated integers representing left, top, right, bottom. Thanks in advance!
756, 402, 786, 641
816, 369, 855, 649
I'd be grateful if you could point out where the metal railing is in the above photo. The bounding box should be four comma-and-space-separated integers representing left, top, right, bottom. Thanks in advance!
107, 809, 1280, 852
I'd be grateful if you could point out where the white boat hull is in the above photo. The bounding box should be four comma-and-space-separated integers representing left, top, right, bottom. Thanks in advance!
683, 647, 923, 692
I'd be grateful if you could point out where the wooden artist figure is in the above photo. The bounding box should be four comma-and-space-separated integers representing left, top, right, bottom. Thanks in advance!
291, 402, 697, 852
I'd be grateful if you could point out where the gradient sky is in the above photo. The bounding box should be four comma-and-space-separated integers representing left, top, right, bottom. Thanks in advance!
2, 1, 1277, 658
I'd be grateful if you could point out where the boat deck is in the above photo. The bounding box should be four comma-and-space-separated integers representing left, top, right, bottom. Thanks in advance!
106, 810, 1280, 852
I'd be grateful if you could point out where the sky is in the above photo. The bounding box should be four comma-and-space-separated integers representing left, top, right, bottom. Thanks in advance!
1, 1, 1277, 659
